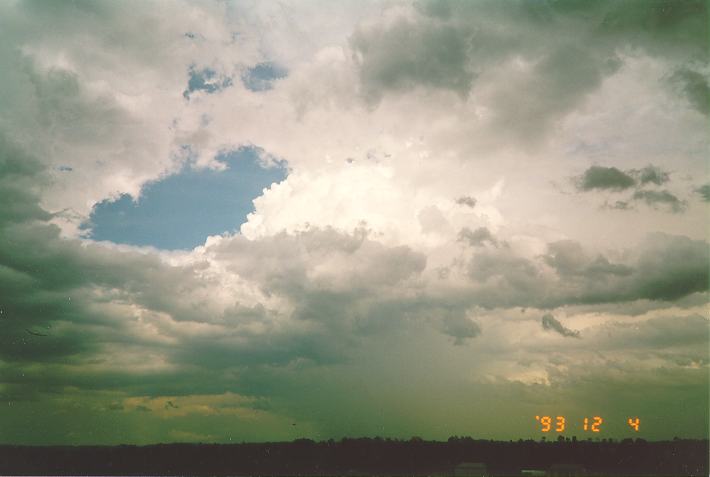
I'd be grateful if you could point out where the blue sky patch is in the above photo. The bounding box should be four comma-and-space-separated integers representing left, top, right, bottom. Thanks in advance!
241, 62, 288, 91
83, 148, 288, 250
183, 66, 233, 99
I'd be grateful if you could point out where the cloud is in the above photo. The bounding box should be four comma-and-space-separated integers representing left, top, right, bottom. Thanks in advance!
592, 314, 709, 352
605, 200, 632, 211
670, 67, 710, 116
348, 0, 707, 143
541, 314, 580, 338
351, 16, 475, 103
439, 312, 481, 346
695, 184, 710, 201
574, 165, 686, 213
631, 233, 709, 301
0, 0, 707, 445
463, 234, 707, 309
458, 227, 497, 247
543, 240, 633, 278
455, 196, 476, 208
632, 189, 686, 213
575, 166, 636, 191
635, 165, 670, 186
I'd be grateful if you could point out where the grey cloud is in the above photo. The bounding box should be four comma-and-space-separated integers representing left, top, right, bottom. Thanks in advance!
542, 240, 588, 275
212, 227, 427, 296
463, 234, 707, 309
351, 18, 474, 103
635, 165, 670, 185
0, 0, 705, 443
538, 0, 708, 60
632, 189, 686, 213
0, 137, 52, 224
469, 251, 539, 284
0, 135, 347, 384
541, 314, 580, 339
0, 139, 707, 439
0, 0, 205, 223
439, 312, 481, 345
575, 165, 685, 213
458, 226, 497, 247
576, 166, 636, 191
605, 200, 632, 210
694, 184, 710, 201
490, 43, 621, 141
351, 0, 706, 140
631, 233, 709, 301
584, 256, 634, 278
572, 234, 708, 304
1, 134, 460, 400
671, 68, 710, 116
0, 137, 99, 363
543, 240, 632, 278
465, 249, 547, 308
593, 314, 708, 352
455, 196, 476, 208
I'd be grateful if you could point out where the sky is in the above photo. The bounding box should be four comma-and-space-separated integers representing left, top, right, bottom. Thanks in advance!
0, 0, 708, 445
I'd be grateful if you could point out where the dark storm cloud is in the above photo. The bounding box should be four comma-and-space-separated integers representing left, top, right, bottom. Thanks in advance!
0, 136, 52, 224
350, 18, 475, 102
439, 312, 481, 345
464, 234, 708, 309
0, 136, 98, 363
575, 166, 636, 191
543, 240, 632, 278
631, 234, 709, 301
579, 234, 708, 303
0, 137, 436, 398
0, 135, 339, 381
1, 128, 455, 404
632, 189, 686, 213
541, 314, 580, 339
4, 177, 697, 392
670, 68, 710, 116
0, 0, 705, 446
351, 0, 707, 138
